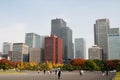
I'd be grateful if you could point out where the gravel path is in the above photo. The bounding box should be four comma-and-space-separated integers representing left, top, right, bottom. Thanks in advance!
0, 71, 115, 80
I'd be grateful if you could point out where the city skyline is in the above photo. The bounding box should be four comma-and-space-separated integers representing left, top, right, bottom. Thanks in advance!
0, 0, 120, 52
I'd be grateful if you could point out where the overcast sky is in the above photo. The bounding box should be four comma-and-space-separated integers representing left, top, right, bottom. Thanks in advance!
0, 0, 120, 53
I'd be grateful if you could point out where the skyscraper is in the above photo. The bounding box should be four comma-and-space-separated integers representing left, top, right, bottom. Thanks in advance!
12, 43, 29, 62
51, 18, 66, 37
75, 38, 86, 59
25, 33, 45, 48
44, 35, 62, 63
51, 18, 73, 62
61, 27, 73, 60
94, 19, 110, 60
3, 42, 13, 54
108, 28, 120, 60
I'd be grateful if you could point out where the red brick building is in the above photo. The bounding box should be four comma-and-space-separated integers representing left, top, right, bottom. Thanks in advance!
44, 35, 62, 63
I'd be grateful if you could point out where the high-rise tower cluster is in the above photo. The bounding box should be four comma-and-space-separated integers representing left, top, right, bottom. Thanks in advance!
93, 18, 120, 60
51, 18, 73, 62
1, 18, 120, 63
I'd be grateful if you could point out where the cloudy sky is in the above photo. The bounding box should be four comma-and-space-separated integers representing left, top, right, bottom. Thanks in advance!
0, 0, 120, 53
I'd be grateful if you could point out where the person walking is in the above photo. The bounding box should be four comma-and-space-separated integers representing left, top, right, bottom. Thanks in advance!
106, 71, 109, 76
38, 70, 40, 74
58, 68, 61, 79
79, 70, 82, 75
79, 70, 84, 75
43, 69, 46, 75
55, 70, 57, 75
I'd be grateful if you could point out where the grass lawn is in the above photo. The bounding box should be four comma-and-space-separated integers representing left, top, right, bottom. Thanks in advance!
113, 72, 120, 80
0, 70, 24, 74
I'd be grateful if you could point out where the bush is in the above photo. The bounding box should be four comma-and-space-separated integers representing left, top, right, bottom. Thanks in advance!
85, 60, 98, 71
62, 64, 74, 71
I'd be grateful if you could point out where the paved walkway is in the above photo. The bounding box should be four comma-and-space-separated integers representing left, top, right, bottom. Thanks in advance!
0, 71, 115, 80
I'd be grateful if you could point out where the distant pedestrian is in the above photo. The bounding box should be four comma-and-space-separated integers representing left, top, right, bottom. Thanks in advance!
55, 70, 57, 75
43, 69, 46, 75
106, 71, 108, 76
47, 70, 50, 75
102, 70, 105, 76
38, 70, 40, 74
58, 69, 61, 79
50, 70, 52, 74
79, 70, 83, 75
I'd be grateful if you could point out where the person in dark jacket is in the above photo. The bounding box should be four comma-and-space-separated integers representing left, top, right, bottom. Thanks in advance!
58, 69, 61, 79
43, 69, 46, 75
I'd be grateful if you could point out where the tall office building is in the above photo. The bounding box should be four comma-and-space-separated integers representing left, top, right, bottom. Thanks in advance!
51, 18, 66, 37
61, 27, 73, 60
44, 35, 62, 63
29, 48, 44, 63
108, 28, 120, 60
88, 45, 102, 60
94, 19, 110, 60
51, 18, 73, 61
12, 43, 29, 62
25, 33, 45, 48
75, 38, 86, 59
109, 28, 120, 35
3, 42, 13, 54
40, 36, 45, 48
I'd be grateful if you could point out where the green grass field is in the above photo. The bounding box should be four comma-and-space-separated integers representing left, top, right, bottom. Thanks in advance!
113, 72, 120, 80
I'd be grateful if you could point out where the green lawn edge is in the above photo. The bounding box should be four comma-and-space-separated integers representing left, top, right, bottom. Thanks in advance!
0, 71, 24, 74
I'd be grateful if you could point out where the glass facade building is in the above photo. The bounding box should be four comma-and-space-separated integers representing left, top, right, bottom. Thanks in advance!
75, 38, 86, 59
25, 33, 44, 48
108, 35, 120, 59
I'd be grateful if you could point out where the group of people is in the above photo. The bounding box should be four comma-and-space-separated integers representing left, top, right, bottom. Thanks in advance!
42, 68, 62, 79
102, 70, 109, 76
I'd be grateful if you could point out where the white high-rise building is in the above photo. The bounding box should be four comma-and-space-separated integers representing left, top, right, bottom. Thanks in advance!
3, 42, 13, 54
75, 38, 86, 59
88, 45, 102, 60
12, 43, 29, 62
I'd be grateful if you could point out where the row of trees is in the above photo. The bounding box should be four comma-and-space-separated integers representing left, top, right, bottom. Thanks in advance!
0, 59, 63, 71
69, 58, 120, 71
0, 58, 120, 71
